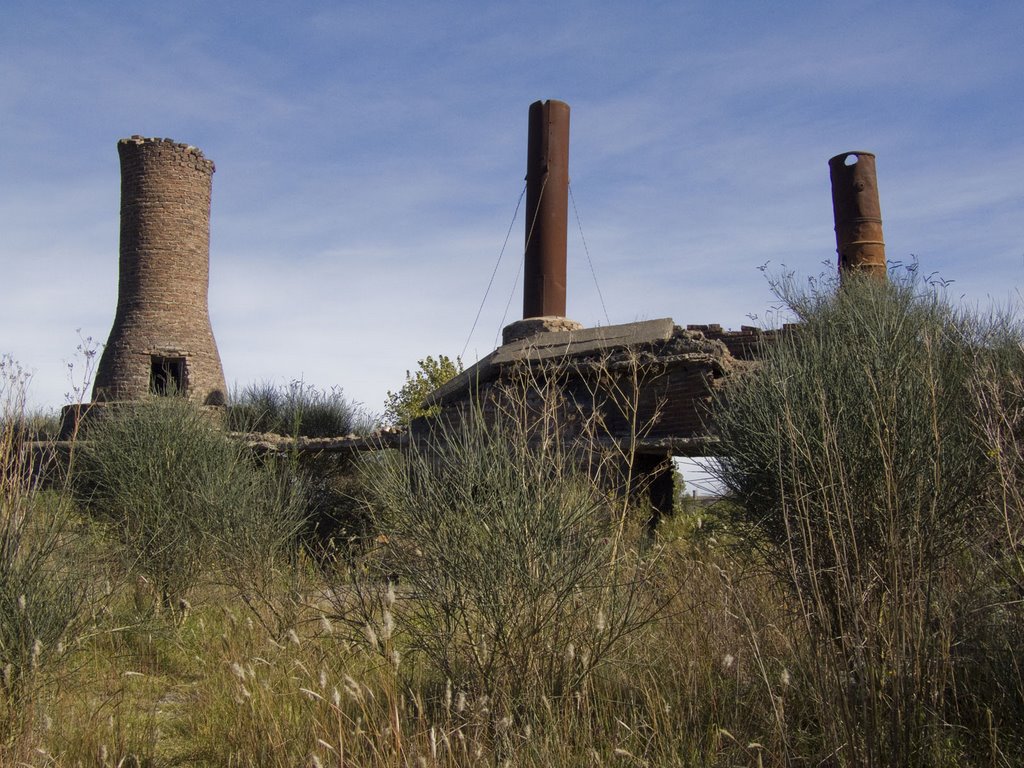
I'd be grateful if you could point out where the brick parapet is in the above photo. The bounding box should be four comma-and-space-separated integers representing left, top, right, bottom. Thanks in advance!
686, 324, 789, 360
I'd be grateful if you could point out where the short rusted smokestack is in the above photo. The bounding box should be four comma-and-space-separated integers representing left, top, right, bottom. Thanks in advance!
829, 151, 886, 279
523, 99, 570, 318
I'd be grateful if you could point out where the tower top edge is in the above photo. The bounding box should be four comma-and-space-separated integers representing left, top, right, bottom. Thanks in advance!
118, 136, 214, 171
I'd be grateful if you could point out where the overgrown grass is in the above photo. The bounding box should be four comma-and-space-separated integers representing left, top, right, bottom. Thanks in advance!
0, 356, 88, 759
4, 271, 1024, 765
227, 380, 376, 437
33, 545, 797, 767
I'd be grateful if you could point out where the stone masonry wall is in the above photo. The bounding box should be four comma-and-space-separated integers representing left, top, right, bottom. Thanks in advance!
92, 137, 227, 405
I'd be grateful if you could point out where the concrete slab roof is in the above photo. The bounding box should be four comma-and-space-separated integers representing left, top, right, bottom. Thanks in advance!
428, 317, 680, 406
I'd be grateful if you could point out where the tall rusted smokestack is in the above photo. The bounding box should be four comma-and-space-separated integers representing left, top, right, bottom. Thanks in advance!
523, 99, 570, 318
829, 151, 887, 279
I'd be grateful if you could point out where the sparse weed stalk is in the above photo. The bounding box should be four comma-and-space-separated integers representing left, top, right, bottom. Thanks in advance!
571, 347, 670, 547
479, 348, 670, 538
0, 356, 86, 755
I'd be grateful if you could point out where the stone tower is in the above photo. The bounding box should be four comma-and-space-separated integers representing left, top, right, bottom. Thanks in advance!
92, 137, 227, 406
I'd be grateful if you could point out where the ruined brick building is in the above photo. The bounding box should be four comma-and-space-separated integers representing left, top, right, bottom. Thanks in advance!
67, 102, 887, 520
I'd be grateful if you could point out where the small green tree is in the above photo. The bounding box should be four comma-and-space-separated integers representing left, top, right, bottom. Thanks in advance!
382, 354, 462, 427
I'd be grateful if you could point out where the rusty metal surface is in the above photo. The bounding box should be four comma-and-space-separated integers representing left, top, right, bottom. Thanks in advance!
829, 151, 887, 279
523, 99, 571, 317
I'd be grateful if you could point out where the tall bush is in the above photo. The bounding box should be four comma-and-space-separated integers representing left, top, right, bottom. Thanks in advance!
708, 272, 1019, 765
76, 398, 305, 611
348, 372, 667, 719
967, 321, 1024, 751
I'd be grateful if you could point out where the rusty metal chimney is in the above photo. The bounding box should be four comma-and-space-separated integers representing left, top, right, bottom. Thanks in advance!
523, 99, 571, 318
829, 151, 887, 279
502, 100, 581, 345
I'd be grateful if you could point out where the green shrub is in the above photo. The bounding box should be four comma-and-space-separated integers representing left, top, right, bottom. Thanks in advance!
347, 396, 668, 718
76, 398, 305, 610
226, 380, 379, 559
708, 271, 1024, 765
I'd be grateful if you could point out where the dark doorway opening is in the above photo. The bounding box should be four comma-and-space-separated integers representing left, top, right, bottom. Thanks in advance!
150, 356, 186, 396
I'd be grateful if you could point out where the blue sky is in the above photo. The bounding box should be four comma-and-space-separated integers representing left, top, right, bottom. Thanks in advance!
3, 0, 1023, 426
